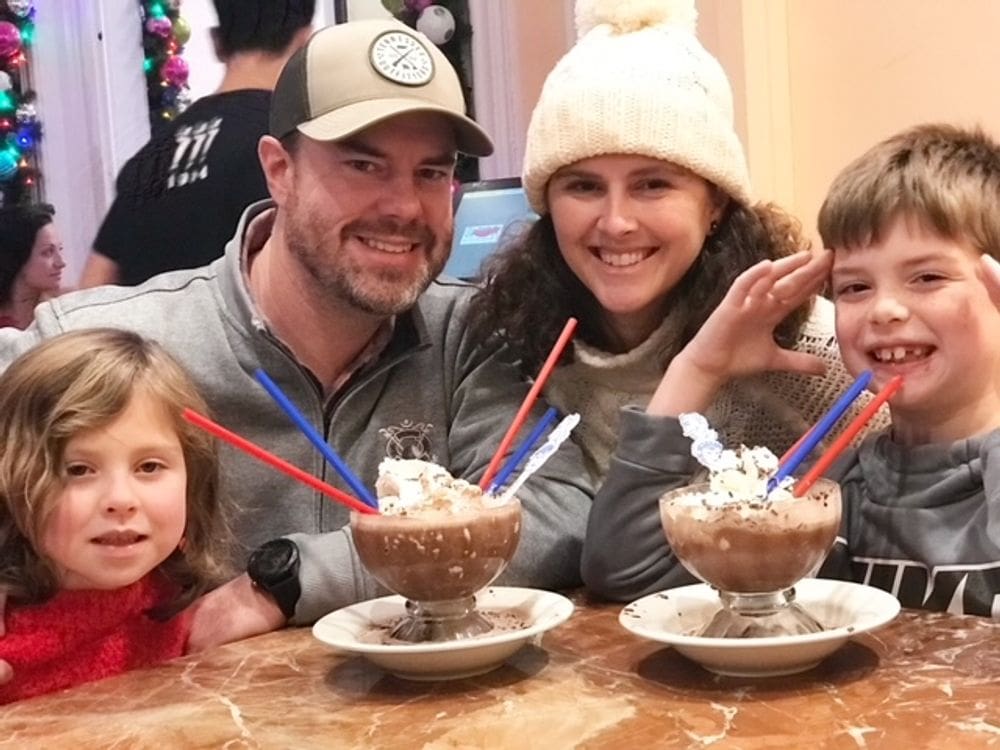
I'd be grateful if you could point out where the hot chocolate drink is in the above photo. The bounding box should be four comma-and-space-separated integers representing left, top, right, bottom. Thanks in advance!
660, 478, 841, 593
352, 501, 521, 602
661, 419, 843, 638
351, 459, 522, 642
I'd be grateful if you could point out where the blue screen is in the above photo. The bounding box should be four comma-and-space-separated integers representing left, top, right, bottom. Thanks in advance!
443, 186, 536, 279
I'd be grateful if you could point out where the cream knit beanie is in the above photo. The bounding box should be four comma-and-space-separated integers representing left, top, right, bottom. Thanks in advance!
522, 0, 752, 214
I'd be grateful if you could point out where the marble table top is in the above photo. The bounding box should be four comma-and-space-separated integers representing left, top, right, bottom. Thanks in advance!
2, 593, 998, 749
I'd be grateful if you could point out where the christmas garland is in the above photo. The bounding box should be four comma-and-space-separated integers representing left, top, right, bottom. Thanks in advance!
0, 0, 40, 207
138, 0, 192, 133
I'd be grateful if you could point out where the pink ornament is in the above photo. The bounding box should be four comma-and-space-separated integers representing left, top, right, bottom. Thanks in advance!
0, 22, 22, 59
405, 0, 434, 11
161, 56, 189, 87
146, 17, 173, 39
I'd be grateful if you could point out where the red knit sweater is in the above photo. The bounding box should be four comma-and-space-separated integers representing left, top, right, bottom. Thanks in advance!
0, 573, 191, 703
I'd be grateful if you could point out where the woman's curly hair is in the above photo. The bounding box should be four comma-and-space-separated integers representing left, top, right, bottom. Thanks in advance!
468, 201, 812, 374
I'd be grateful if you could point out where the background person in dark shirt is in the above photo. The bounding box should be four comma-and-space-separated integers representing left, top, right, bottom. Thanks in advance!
80, 0, 315, 288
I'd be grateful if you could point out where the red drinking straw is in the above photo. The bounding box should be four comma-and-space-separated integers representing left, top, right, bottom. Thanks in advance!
479, 317, 578, 490
182, 408, 378, 515
792, 375, 902, 497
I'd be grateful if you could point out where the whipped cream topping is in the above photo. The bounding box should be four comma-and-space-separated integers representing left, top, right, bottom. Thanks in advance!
375, 459, 494, 516
678, 412, 792, 506
707, 445, 782, 499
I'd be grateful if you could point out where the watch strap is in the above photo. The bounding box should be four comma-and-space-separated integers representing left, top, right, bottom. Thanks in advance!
247, 539, 301, 620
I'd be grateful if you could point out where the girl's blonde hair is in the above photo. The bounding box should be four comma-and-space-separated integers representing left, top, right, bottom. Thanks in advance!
0, 328, 232, 612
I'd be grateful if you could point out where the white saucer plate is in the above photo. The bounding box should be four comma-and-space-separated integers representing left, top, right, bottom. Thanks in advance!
619, 578, 900, 677
313, 587, 574, 681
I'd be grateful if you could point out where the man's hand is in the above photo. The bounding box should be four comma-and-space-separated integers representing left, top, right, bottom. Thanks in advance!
981, 254, 1000, 309
0, 590, 10, 686
648, 250, 833, 416
184, 574, 287, 653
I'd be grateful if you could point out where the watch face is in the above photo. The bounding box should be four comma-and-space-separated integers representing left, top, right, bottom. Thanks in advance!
369, 31, 434, 86
250, 539, 297, 582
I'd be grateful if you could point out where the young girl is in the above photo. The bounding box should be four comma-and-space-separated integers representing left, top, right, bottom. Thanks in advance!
0, 328, 232, 702
0, 203, 66, 329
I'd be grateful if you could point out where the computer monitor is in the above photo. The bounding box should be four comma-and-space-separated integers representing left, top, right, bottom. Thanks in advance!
443, 177, 537, 280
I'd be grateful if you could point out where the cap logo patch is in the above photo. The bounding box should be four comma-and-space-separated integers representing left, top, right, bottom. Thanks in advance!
369, 30, 434, 87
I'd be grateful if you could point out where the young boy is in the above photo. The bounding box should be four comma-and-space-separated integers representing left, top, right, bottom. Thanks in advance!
581, 124, 1000, 619
817, 123, 1000, 617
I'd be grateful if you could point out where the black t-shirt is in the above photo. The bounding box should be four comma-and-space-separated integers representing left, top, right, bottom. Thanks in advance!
93, 90, 271, 285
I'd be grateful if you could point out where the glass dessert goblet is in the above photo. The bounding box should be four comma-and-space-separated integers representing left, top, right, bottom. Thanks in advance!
659, 479, 841, 638
351, 499, 522, 643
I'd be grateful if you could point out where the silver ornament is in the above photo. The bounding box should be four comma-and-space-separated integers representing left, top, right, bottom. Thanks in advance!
7, 0, 33, 18
416, 5, 455, 45
0, 71, 11, 92
175, 89, 193, 112
15, 102, 36, 125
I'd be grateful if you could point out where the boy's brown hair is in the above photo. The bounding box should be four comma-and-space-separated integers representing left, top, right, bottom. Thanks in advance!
818, 122, 1000, 259
0, 329, 232, 612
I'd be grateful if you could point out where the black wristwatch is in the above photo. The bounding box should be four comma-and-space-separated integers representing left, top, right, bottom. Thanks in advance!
247, 539, 301, 620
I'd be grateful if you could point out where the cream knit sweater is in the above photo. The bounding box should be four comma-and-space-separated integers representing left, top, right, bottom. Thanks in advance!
545, 297, 888, 481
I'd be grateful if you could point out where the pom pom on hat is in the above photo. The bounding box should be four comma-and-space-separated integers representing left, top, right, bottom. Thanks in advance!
524, 0, 752, 215
575, 0, 697, 37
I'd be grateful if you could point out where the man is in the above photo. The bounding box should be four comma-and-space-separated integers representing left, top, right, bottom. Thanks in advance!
0, 19, 592, 659
79, 0, 315, 287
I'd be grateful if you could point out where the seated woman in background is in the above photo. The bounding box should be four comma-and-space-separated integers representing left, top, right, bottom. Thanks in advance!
0, 203, 65, 329
468, 0, 883, 487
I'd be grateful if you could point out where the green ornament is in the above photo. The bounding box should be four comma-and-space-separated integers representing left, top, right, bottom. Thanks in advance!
0, 150, 18, 182
172, 16, 191, 46
382, 0, 406, 15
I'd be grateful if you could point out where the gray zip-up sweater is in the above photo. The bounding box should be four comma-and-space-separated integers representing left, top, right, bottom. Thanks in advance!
0, 202, 594, 623
583, 408, 1000, 618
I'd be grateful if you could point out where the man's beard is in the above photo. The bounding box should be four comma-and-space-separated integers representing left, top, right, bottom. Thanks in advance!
286, 205, 449, 317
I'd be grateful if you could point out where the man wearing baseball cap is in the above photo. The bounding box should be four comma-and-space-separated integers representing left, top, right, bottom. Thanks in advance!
0, 19, 593, 665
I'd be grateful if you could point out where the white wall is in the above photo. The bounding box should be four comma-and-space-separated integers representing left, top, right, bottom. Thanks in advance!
34, 0, 148, 282
182, 0, 223, 100
184, 0, 337, 101
346, 0, 390, 21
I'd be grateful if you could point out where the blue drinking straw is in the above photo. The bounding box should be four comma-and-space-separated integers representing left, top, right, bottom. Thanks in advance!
486, 407, 559, 496
767, 369, 873, 492
254, 368, 379, 509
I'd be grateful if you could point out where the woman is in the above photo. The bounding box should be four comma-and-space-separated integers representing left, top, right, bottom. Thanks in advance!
0, 203, 65, 329
468, 0, 885, 600
470, 0, 874, 481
